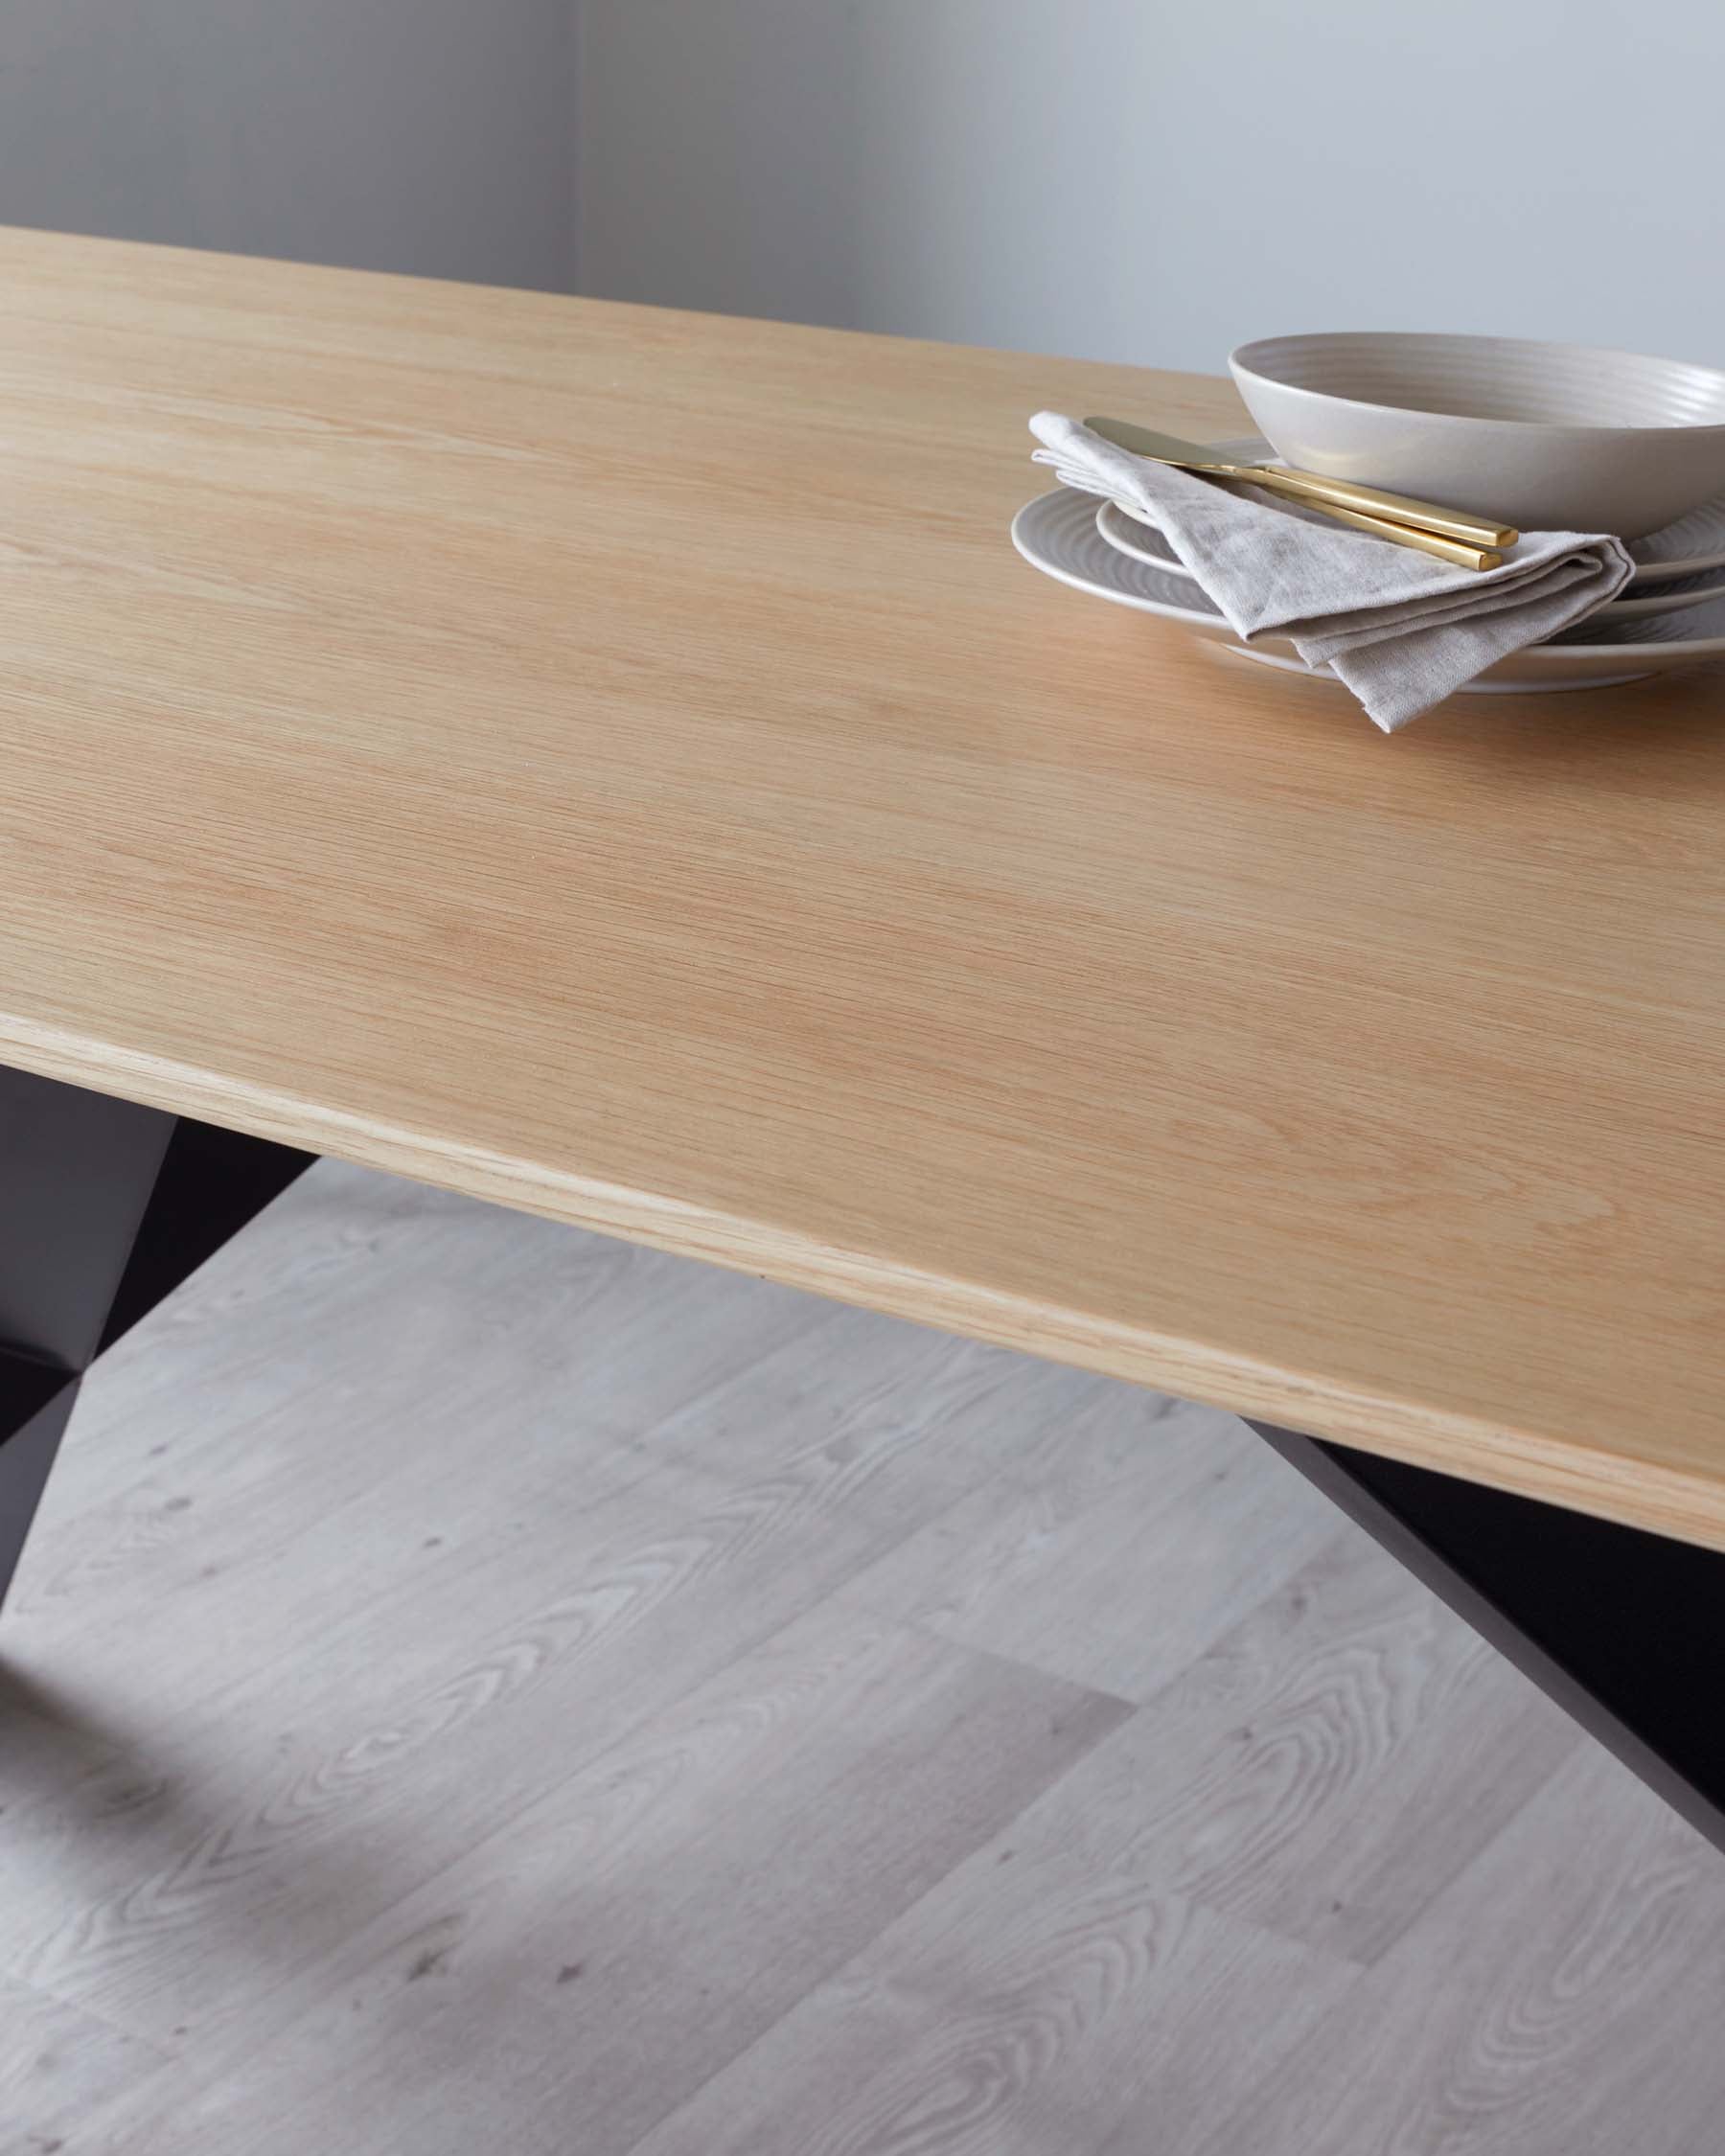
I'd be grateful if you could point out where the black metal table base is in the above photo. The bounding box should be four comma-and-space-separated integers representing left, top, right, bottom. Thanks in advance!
0, 1361, 80, 1608
0, 1059, 1718, 1856
0, 1064, 310, 1616
1252, 1421, 1725, 1858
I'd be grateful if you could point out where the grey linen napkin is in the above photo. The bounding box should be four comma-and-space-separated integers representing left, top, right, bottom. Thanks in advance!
1030, 412, 1635, 730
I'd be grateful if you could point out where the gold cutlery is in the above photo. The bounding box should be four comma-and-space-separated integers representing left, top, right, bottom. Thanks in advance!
1085, 416, 1517, 572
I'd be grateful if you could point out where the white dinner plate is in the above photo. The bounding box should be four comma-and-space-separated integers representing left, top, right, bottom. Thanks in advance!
1628, 494, 1725, 580
1012, 488, 1725, 693
1106, 435, 1725, 585
1093, 499, 1725, 623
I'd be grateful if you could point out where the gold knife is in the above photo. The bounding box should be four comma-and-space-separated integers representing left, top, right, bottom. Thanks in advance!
1085, 416, 1516, 571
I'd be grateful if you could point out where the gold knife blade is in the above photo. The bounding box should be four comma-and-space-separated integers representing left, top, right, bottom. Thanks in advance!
1085, 416, 1518, 554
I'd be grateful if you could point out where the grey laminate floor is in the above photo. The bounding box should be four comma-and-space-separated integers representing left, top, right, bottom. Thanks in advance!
3, 1161, 1722, 2154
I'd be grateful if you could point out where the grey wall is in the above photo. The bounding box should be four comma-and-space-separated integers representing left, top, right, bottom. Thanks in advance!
580, 0, 1725, 374
1, 0, 579, 289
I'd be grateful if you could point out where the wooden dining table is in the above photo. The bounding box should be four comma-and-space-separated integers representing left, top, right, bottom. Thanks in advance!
2, 225, 1722, 1850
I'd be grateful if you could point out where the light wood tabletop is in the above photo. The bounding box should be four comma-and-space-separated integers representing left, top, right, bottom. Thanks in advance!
0, 226, 1721, 1546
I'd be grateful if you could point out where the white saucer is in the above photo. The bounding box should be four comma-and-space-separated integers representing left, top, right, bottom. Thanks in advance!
1012, 488, 1725, 694
1093, 499, 1725, 624
1113, 436, 1725, 586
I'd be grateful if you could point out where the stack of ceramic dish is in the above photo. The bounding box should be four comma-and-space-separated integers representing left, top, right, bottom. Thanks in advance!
1013, 333, 1725, 693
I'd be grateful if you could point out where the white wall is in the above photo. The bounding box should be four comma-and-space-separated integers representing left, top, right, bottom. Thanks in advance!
580, 0, 1725, 374
0, 0, 579, 289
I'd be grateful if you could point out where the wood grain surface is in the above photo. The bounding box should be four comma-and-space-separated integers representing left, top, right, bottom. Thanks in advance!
0, 226, 1722, 1541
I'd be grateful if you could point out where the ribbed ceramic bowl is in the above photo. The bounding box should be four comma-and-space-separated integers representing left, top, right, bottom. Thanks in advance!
1229, 333, 1725, 539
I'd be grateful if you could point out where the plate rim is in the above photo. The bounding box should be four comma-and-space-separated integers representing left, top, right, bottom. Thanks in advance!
1012, 486, 1725, 668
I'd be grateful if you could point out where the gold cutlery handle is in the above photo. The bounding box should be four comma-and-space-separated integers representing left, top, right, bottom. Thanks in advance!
1244, 476, 1502, 570
1081, 416, 1518, 549
1250, 466, 1518, 550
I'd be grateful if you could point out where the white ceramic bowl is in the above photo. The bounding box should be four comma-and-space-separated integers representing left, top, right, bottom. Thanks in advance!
1229, 333, 1725, 539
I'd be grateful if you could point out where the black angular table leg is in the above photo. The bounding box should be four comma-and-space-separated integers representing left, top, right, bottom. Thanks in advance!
0, 1360, 82, 1614
100, 1115, 314, 1353
0, 1069, 177, 1371
0, 1062, 316, 1618
0, 1065, 177, 1614
1251, 1419, 1725, 1858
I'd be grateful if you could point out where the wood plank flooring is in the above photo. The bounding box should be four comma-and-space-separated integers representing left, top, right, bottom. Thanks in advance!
0, 1159, 1719, 2154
